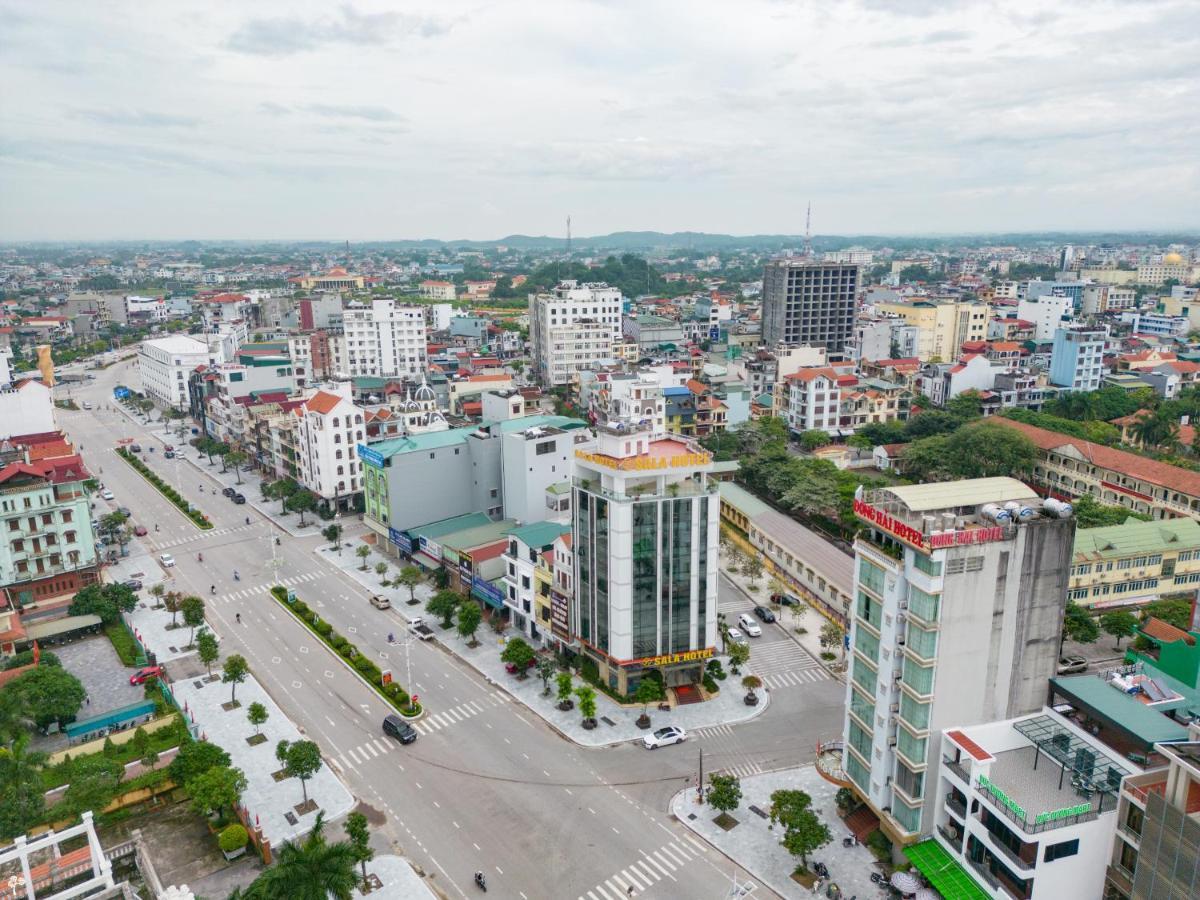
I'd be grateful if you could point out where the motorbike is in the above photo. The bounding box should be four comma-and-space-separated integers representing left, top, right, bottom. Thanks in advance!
474, 872, 487, 892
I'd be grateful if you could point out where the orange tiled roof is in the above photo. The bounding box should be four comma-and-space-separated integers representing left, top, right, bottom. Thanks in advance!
1141, 617, 1196, 645
303, 391, 343, 415
947, 729, 994, 762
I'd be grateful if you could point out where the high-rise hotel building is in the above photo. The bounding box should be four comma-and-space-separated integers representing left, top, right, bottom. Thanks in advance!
571, 384, 718, 694
843, 478, 1075, 845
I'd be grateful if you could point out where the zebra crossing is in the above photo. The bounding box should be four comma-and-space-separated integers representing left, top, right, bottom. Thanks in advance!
336, 692, 512, 768
579, 838, 715, 899
748, 639, 830, 690
216, 570, 322, 604
721, 760, 764, 779
691, 725, 764, 779
153, 521, 259, 550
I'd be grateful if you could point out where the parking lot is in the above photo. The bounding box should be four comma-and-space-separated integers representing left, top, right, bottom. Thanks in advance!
33, 634, 145, 751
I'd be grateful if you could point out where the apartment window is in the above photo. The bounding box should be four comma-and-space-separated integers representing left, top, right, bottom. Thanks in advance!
1044, 839, 1079, 862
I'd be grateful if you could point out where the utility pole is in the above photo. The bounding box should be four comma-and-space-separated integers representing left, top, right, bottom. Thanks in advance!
803, 202, 813, 258
697, 747, 704, 803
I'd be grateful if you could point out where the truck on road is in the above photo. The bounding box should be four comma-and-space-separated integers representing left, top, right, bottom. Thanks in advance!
409, 618, 435, 641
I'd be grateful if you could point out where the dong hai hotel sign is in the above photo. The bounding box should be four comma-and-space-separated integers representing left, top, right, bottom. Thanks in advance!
853, 499, 1006, 554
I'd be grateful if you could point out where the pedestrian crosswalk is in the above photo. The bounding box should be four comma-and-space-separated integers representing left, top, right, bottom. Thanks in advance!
692, 724, 735, 739
153, 521, 259, 550
579, 839, 715, 899
216, 571, 322, 604
721, 761, 764, 779
748, 638, 830, 690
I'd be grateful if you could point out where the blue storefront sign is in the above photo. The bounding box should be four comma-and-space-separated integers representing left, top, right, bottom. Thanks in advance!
472, 575, 505, 610
358, 444, 385, 468
113, 386, 131, 399
388, 528, 413, 554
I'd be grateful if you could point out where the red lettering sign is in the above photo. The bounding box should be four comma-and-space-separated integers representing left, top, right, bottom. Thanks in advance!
929, 526, 1005, 549
853, 499, 927, 551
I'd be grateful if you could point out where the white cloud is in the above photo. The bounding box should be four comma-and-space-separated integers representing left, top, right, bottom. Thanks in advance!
0, 0, 1196, 239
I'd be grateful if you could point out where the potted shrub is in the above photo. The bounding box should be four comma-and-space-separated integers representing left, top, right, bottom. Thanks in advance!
634, 679, 661, 730
219, 823, 249, 861
742, 675, 762, 706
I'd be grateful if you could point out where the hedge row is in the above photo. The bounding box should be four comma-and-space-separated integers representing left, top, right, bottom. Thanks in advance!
117, 448, 213, 529
270, 586, 420, 716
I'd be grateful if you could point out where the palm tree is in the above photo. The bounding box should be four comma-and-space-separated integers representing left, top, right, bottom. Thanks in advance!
1132, 411, 1178, 450
243, 812, 358, 900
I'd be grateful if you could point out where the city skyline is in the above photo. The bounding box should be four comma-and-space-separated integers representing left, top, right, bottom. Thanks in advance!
2, 0, 1198, 241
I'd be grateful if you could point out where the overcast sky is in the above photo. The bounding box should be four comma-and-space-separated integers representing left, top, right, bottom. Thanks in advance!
1, 0, 1197, 241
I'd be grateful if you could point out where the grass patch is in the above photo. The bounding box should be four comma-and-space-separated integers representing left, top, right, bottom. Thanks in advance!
116, 447, 213, 529
41, 717, 187, 790
104, 622, 141, 666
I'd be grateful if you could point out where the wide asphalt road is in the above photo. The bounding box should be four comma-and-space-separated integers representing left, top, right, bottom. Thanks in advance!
55, 362, 845, 900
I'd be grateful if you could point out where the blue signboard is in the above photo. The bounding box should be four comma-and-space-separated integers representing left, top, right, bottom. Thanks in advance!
472, 575, 505, 609
389, 528, 413, 554
708, 325, 721, 341
358, 444, 385, 468
113, 386, 131, 399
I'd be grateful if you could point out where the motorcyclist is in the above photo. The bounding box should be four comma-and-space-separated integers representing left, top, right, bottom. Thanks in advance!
245, 516, 250, 525
474, 872, 486, 891
236, 613, 241, 624
198, 552, 203, 562
210, 585, 216, 595
233, 570, 240, 581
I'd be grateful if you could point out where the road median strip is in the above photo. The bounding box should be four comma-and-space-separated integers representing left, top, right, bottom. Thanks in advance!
268, 585, 422, 719
116, 447, 213, 530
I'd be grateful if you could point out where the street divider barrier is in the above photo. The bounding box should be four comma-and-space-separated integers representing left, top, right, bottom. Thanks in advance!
116, 447, 213, 529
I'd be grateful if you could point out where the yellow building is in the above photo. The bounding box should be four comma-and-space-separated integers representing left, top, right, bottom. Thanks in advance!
874, 299, 990, 362
294, 267, 366, 291
1068, 518, 1200, 610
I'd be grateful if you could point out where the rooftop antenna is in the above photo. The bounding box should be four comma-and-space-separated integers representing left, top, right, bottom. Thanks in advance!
566, 215, 572, 257
804, 202, 813, 258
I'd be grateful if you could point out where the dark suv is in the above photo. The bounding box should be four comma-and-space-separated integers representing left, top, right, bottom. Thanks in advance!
382, 714, 418, 744
232, 493, 246, 504
753, 605, 776, 623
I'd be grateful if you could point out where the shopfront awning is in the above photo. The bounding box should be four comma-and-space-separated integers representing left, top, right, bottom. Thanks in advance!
904, 839, 990, 900
21, 614, 102, 643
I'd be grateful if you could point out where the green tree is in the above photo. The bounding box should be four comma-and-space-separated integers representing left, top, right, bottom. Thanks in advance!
1072, 495, 1150, 529
1062, 600, 1100, 648
322, 524, 343, 552
225, 449, 248, 484
396, 565, 422, 603
169, 740, 231, 785
5, 665, 86, 731
1143, 598, 1193, 632
63, 754, 123, 816
820, 621, 845, 658
196, 628, 220, 677
634, 678, 662, 718
1100, 610, 1139, 649
0, 734, 47, 840
244, 811, 358, 900
782, 463, 840, 516
742, 555, 764, 588
427, 589, 462, 629
555, 672, 574, 708
769, 789, 830, 870
284, 740, 323, 807
575, 685, 597, 724
164, 590, 183, 627
149, 582, 166, 608
1132, 410, 1180, 450
344, 810, 374, 885
222, 654, 249, 706
247, 701, 269, 735
905, 421, 1036, 481
742, 674, 762, 699
181, 594, 206, 646
707, 773, 742, 825
500, 636, 536, 677
456, 600, 482, 646
187, 765, 247, 817
374, 561, 389, 583
68, 582, 138, 625
285, 490, 317, 526
799, 429, 831, 452
946, 389, 985, 419
727, 641, 750, 675
355, 545, 371, 570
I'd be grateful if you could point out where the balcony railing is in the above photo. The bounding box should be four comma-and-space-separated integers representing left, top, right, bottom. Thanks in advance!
937, 824, 963, 853
945, 793, 966, 820
978, 823, 1036, 871
943, 757, 971, 784
976, 777, 1100, 834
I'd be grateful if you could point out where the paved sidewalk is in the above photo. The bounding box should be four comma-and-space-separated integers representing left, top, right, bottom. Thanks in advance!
125, 581, 218, 665
352, 855, 438, 899
319, 543, 771, 747
173, 669, 355, 847
671, 766, 880, 900
179, 451, 322, 538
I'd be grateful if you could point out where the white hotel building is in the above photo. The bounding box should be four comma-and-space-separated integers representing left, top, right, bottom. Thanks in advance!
571, 386, 718, 694
138, 335, 218, 409
338, 297, 427, 380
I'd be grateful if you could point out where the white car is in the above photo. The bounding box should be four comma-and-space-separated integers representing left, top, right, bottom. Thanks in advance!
159, 553, 175, 568
726, 628, 748, 645
82, 401, 92, 410
100, 489, 114, 501
643, 726, 687, 750
737, 614, 763, 637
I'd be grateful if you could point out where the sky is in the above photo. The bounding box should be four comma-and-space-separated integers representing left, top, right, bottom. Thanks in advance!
1, 0, 1197, 241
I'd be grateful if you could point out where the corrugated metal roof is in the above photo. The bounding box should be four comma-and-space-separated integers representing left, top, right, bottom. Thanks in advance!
719, 482, 771, 518
1052, 675, 1189, 745
1075, 518, 1200, 561
883, 477, 1037, 513
508, 521, 572, 550
368, 415, 586, 458
412, 512, 492, 540
440, 519, 519, 551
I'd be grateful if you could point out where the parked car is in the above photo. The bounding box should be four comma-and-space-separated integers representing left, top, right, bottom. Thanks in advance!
753, 605, 776, 623
164, 445, 174, 452
726, 627, 748, 645
81, 401, 92, 410
159, 553, 175, 567
164, 451, 175, 459
130, 665, 164, 685
382, 714, 418, 745
409, 619, 434, 640
117, 507, 132, 518
369, 594, 391, 610
737, 613, 763, 637
643, 726, 687, 750
130, 444, 141, 453
1058, 655, 1088, 675
770, 592, 797, 607
121, 579, 143, 591
222, 487, 236, 498
133, 525, 148, 536
100, 489, 114, 501
232, 493, 246, 505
